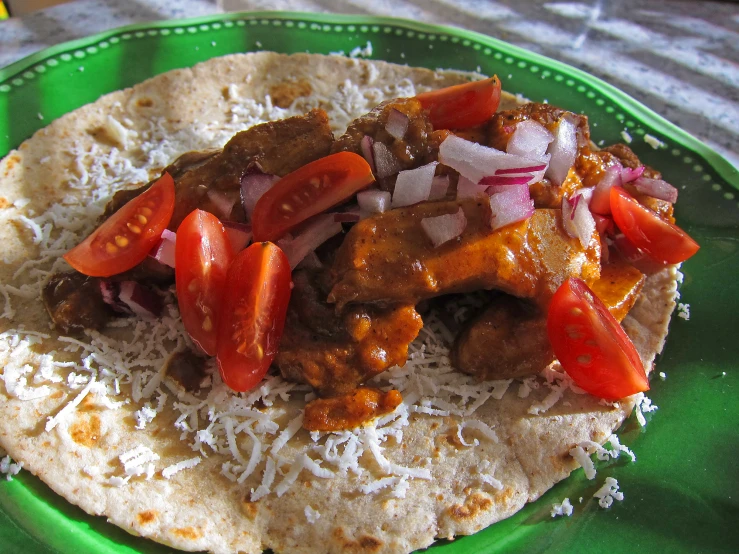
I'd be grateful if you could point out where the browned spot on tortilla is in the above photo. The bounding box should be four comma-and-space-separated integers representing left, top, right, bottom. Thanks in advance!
69, 413, 100, 447
172, 527, 202, 540
137, 510, 158, 525
42, 441, 51, 448
269, 79, 313, 108
241, 499, 259, 519
447, 492, 493, 521
4, 154, 20, 171
51, 390, 64, 399
0, 197, 10, 209
494, 486, 515, 506
333, 528, 384, 553
136, 97, 154, 108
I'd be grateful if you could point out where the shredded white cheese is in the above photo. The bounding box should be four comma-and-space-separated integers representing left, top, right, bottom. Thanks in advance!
551, 497, 574, 517
644, 133, 666, 149
620, 130, 632, 144
677, 302, 690, 320
593, 476, 624, 508
0, 455, 23, 481
304, 505, 321, 524
162, 457, 201, 479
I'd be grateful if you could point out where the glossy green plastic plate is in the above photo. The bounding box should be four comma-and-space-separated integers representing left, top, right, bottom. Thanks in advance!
1, 11, 737, 554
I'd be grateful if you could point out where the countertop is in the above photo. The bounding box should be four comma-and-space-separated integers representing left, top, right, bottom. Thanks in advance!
0, 0, 737, 167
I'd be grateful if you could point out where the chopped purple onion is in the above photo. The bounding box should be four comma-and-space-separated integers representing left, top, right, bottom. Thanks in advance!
241, 172, 279, 221
421, 208, 468, 248
385, 109, 410, 140
391, 162, 438, 208
632, 176, 678, 203
360, 135, 376, 174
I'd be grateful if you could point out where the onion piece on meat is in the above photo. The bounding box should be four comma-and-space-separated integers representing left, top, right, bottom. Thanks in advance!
277, 214, 343, 269
480, 175, 533, 187
456, 175, 488, 199
545, 115, 578, 186
115, 281, 164, 319
507, 120, 554, 160
385, 109, 409, 140
562, 189, 596, 248
372, 142, 403, 178
593, 213, 614, 236
360, 135, 376, 174
148, 228, 177, 268
206, 190, 236, 220
495, 164, 547, 175
391, 162, 438, 208
621, 165, 645, 184
439, 134, 546, 185
429, 175, 450, 200
222, 221, 252, 253
357, 189, 391, 217
421, 208, 467, 247
241, 172, 279, 221
632, 176, 678, 203
488, 185, 535, 231
333, 209, 361, 223
589, 163, 623, 215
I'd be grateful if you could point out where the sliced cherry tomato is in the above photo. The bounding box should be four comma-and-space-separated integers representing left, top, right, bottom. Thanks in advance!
175, 209, 234, 356
416, 76, 502, 130
251, 152, 373, 242
216, 242, 292, 392
610, 186, 699, 264
547, 277, 649, 401
64, 173, 175, 277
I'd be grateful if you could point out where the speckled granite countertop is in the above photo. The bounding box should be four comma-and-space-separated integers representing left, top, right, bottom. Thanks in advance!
1, 0, 736, 167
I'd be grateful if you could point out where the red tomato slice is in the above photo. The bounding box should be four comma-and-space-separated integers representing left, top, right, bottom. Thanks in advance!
64, 173, 175, 277
416, 76, 502, 130
175, 209, 234, 356
217, 242, 292, 392
251, 152, 374, 242
547, 277, 649, 401
610, 186, 699, 264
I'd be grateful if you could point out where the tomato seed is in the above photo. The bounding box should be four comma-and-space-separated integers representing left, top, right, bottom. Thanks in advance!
114, 235, 129, 247
202, 315, 213, 332
105, 242, 117, 254
137, 214, 148, 224
576, 354, 592, 364
127, 223, 142, 234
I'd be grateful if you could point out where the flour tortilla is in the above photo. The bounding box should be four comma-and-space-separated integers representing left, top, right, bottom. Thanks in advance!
0, 53, 678, 553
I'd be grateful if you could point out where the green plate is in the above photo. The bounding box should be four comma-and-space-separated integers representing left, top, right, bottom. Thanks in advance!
1, 11, 737, 554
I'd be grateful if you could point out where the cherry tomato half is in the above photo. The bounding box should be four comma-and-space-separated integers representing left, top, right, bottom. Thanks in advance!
610, 186, 699, 264
216, 242, 292, 392
547, 277, 649, 401
416, 76, 502, 130
251, 152, 374, 242
175, 209, 234, 356
64, 173, 175, 277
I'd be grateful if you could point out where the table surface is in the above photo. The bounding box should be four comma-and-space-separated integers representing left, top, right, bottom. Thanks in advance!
0, 0, 737, 168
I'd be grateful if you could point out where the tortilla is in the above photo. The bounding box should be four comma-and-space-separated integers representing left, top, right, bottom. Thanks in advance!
0, 52, 678, 553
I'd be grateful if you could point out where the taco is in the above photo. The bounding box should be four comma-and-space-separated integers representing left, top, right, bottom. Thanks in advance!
0, 52, 695, 553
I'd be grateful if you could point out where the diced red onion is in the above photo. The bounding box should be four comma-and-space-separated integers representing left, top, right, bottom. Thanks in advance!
621, 165, 645, 184
222, 221, 252, 253
562, 189, 596, 247
241, 172, 279, 221
590, 163, 623, 215
296, 251, 323, 270
488, 186, 535, 231
148, 228, 176, 268
118, 281, 163, 319
489, 182, 530, 200
333, 209, 361, 223
392, 162, 438, 208
495, 164, 547, 175
372, 142, 403, 178
206, 189, 236, 220
429, 175, 450, 201
421, 208, 467, 248
545, 115, 578, 186
357, 189, 392, 217
456, 175, 488, 199
632, 176, 678, 203
507, 120, 554, 160
439, 135, 546, 186
360, 135, 376, 174
480, 175, 533, 187
99, 280, 129, 315
593, 213, 614, 236
277, 214, 343, 269
385, 109, 409, 140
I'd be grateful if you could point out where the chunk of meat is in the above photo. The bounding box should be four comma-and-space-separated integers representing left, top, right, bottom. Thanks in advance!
170, 109, 334, 229
453, 258, 645, 381
277, 302, 422, 397
329, 199, 601, 310
43, 272, 116, 334
303, 388, 402, 431
331, 98, 439, 192
163, 350, 210, 392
